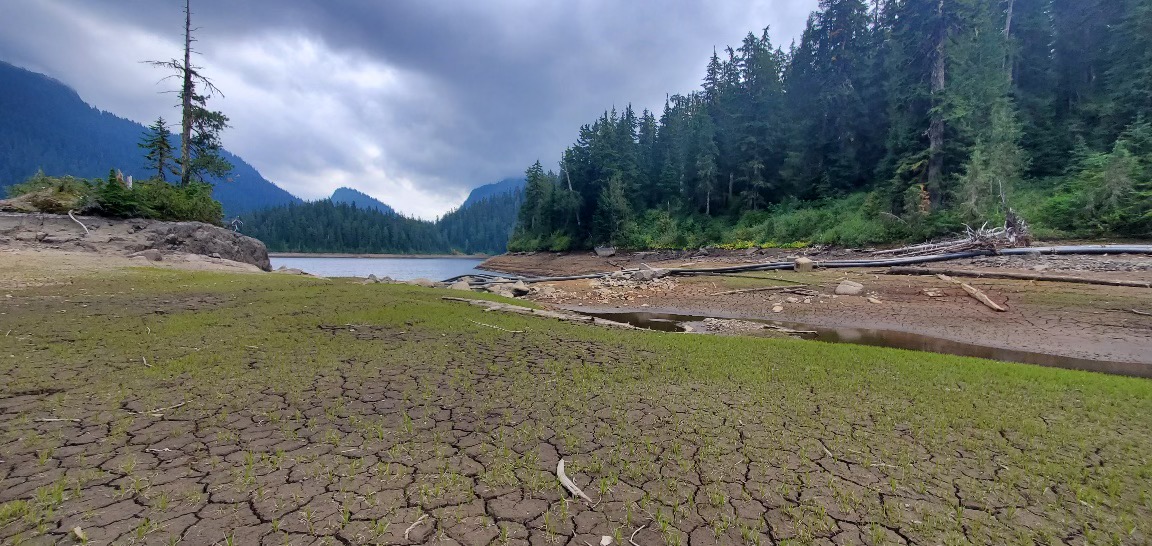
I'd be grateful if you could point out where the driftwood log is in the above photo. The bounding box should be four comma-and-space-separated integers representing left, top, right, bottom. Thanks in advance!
888, 266, 1151, 288
707, 285, 807, 296
937, 274, 1008, 312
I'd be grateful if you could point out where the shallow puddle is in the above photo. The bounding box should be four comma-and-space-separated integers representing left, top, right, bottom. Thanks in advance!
582, 310, 1152, 378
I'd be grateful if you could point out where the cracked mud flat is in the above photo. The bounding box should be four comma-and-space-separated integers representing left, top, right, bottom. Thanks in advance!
2, 260, 1152, 545
486, 251, 1152, 366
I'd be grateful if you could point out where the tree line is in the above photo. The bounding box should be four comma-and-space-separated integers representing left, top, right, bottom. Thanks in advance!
512, 0, 1152, 251
244, 190, 522, 255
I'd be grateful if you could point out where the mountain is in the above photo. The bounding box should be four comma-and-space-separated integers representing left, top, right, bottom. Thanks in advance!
460, 177, 525, 208
247, 183, 523, 255
329, 187, 395, 214
0, 60, 301, 216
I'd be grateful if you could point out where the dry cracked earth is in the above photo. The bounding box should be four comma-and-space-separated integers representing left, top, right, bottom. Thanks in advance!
1, 269, 1150, 546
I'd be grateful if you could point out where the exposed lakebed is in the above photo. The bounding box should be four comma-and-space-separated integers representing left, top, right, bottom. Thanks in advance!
577, 309, 1152, 378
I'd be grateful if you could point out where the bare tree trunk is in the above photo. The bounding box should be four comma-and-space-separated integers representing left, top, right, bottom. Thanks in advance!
926, 0, 946, 208
1003, 0, 1015, 82
727, 173, 733, 204
179, 0, 193, 187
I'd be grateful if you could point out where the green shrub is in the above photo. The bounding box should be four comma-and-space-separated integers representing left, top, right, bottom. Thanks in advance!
5, 171, 224, 225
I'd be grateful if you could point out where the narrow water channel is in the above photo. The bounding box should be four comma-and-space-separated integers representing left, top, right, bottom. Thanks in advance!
581, 310, 1152, 379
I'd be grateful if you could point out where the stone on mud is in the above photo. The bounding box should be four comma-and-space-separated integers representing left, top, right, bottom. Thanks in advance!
510, 280, 531, 296
835, 280, 864, 295
129, 249, 163, 262
794, 256, 814, 272
450, 280, 473, 291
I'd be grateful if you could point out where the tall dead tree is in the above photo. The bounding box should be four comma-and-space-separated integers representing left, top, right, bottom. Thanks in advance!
926, 0, 946, 208
148, 0, 229, 187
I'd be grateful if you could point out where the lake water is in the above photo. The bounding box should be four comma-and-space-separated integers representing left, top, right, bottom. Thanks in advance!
269, 256, 498, 281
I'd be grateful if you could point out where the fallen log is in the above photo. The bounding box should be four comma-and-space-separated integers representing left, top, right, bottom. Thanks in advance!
888, 266, 1151, 288
707, 285, 806, 297
936, 274, 1007, 312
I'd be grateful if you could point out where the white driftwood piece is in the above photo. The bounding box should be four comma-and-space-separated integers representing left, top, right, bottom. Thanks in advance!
557, 459, 593, 503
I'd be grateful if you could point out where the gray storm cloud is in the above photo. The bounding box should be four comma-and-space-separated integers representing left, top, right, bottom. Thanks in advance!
0, 0, 816, 218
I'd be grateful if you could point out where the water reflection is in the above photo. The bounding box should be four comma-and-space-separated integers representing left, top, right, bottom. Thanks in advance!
582, 310, 1152, 378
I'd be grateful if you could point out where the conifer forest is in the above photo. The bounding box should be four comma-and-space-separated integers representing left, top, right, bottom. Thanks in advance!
511, 0, 1152, 250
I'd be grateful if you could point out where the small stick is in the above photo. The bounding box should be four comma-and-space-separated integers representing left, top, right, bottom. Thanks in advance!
630, 524, 647, 546
708, 285, 806, 297
404, 514, 428, 540
68, 210, 90, 235
127, 401, 187, 416
35, 418, 80, 423
1127, 309, 1152, 317
142, 357, 152, 368
469, 320, 524, 334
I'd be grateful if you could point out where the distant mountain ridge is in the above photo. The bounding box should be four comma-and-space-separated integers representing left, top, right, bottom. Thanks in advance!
329, 187, 395, 214
0, 60, 301, 216
461, 177, 525, 208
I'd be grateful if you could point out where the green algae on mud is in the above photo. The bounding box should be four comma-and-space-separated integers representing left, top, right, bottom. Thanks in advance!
1, 267, 1151, 545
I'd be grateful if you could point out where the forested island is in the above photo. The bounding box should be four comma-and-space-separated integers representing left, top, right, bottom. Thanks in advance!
510, 0, 1151, 251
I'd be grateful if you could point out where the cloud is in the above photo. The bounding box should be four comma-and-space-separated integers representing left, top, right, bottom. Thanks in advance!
0, 0, 817, 219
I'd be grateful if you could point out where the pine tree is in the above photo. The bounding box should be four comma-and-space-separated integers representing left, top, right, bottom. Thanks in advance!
139, 117, 176, 181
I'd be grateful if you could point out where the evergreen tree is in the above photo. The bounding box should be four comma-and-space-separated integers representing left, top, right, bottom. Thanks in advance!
139, 117, 176, 181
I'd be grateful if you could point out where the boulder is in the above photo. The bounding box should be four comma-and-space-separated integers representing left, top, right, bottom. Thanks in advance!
272, 267, 308, 275
366, 274, 380, 283
794, 257, 814, 273
407, 278, 437, 288
129, 249, 163, 262
594, 246, 617, 258
510, 280, 531, 296
449, 280, 472, 291
834, 280, 864, 296
631, 270, 656, 282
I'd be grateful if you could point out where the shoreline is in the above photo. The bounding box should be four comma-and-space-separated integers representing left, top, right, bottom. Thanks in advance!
269, 252, 490, 259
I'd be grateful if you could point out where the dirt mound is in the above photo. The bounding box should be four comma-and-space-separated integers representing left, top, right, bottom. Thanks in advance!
0, 212, 271, 271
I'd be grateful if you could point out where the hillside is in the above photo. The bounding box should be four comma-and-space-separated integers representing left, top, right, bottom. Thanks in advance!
329, 187, 395, 214
0, 60, 301, 216
245, 185, 522, 255
460, 177, 525, 208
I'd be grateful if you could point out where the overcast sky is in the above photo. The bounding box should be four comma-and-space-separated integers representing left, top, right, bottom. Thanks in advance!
0, 0, 816, 219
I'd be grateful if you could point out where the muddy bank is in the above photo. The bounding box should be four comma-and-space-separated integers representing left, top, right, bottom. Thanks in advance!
483, 249, 1152, 366
0, 212, 271, 270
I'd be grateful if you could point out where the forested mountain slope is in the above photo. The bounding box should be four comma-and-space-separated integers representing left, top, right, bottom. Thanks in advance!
0, 60, 301, 216
245, 185, 522, 255
330, 187, 395, 214
511, 0, 1152, 250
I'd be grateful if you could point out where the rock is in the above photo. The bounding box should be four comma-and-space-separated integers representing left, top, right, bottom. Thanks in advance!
594, 246, 617, 257
0, 212, 272, 270
785, 297, 799, 303
493, 288, 516, 298
867, 296, 882, 304
794, 257, 815, 273
272, 267, 307, 275
129, 249, 163, 262
449, 280, 472, 291
631, 270, 656, 282
366, 274, 380, 283
835, 280, 864, 296
772, 305, 784, 313
510, 280, 531, 296
408, 278, 437, 288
